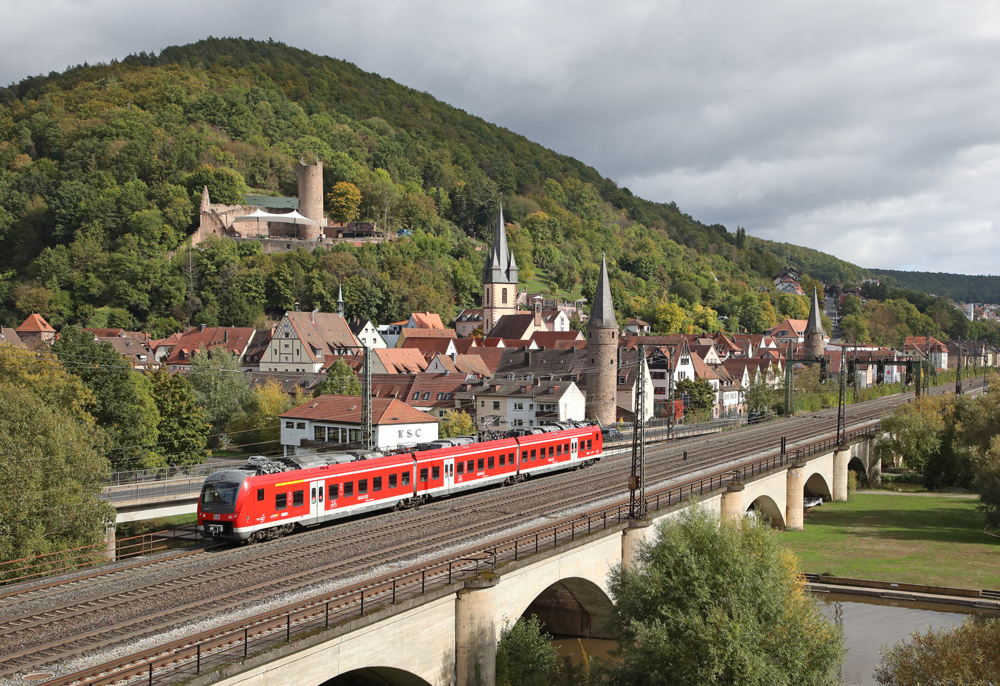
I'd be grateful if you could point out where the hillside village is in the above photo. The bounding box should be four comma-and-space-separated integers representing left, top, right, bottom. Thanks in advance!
3, 207, 994, 463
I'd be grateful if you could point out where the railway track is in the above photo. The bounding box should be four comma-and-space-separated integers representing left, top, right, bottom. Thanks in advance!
0, 379, 978, 684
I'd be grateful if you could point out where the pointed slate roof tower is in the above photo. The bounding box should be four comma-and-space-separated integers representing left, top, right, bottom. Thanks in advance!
482, 205, 519, 333
589, 254, 619, 330
804, 287, 826, 360
586, 254, 620, 425
482, 204, 518, 285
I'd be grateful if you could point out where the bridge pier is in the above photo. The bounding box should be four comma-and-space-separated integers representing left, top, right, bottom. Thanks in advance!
721, 484, 744, 521
785, 463, 806, 531
622, 519, 654, 569
833, 448, 850, 501
866, 439, 882, 488
455, 579, 499, 686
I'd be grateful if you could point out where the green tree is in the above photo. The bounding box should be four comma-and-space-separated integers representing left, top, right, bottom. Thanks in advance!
52, 327, 162, 470
148, 369, 210, 466
0, 346, 114, 571
326, 182, 361, 224
874, 618, 1000, 685
743, 366, 782, 414
654, 300, 685, 334
229, 378, 292, 447
495, 615, 559, 686
605, 507, 843, 686
675, 377, 716, 413
313, 358, 362, 397
876, 397, 946, 472
187, 345, 254, 444
439, 410, 474, 439
181, 165, 249, 204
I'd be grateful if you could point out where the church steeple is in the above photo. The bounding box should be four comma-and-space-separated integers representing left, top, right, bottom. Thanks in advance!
482, 205, 519, 334
482, 204, 518, 285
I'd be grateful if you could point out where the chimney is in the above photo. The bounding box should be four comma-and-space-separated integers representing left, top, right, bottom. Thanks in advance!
524, 350, 532, 367
311, 308, 318, 325
198, 323, 206, 333
224, 330, 229, 343
450, 352, 457, 362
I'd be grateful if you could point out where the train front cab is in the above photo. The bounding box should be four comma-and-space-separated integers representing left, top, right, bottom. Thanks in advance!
199, 470, 252, 540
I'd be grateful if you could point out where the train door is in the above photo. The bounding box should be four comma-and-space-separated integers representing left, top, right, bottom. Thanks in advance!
443, 458, 454, 494
571, 437, 579, 461
311, 480, 325, 522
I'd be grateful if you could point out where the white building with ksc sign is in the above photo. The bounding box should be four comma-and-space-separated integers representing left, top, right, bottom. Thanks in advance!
280, 395, 439, 455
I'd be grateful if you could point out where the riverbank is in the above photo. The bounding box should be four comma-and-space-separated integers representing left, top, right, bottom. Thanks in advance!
782, 493, 1000, 589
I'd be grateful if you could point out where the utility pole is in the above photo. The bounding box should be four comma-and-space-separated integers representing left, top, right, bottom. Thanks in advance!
852, 339, 860, 403
629, 343, 647, 520
666, 349, 674, 436
784, 341, 794, 417
362, 346, 373, 450
955, 338, 963, 396
836, 348, 847, 445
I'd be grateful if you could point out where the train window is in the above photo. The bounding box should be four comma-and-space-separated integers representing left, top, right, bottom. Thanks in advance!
344, 482, 354, 497
565, 443, 570, 453
275, 493, 287, 510
293, 490, 304, 507
467, 460, 474, 473
402, 471, 411, 486
328, 484, 339, 500
420, 468, 428, 482
389, 473, 397, 488
457, 462, 464, 474
499, 454, 505, 466
358, 479, 368, 495
432, 466, 440, 480
556, 444, 562, 456
488, 455, 494, 469
549, 446, 555, 458
509, 452, 515, 464
587, 439, 592, 450
531, 449, 537, 461
477, 458, 484, 471
373, 477, 382, 492
257, 488, 264, 501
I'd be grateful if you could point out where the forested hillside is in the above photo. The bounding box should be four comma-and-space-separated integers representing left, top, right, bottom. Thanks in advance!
0, 37, 868, 336
872, 269, 1000, 304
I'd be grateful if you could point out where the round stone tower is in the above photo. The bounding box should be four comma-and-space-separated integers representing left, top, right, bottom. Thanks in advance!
804, 287, 826, 361
296, 158, 324, 241
586, 254, 620, 425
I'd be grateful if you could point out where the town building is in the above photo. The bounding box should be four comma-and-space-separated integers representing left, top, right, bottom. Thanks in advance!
349, 318, 387, 349
259, 311, 359, 373
165, 325, 259, 371
15, 313, 56, 345
280, 395, 438, 455
472, 379, 585, 430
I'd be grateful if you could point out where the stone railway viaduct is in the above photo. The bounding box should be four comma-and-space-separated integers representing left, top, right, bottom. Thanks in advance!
186, 438, 874, 686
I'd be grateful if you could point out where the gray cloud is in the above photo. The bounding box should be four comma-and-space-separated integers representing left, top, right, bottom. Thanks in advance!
2, 0, 999, 274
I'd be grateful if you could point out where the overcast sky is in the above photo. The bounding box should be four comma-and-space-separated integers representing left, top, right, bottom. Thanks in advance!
3, 0, 999, 275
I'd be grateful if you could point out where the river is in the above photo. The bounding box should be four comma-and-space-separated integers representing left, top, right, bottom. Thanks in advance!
550, 594, 999, 684
817, 593, 998, 685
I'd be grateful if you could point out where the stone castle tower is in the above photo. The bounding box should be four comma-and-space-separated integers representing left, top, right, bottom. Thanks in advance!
586, 254, 619, 425
482, 205, 519, 333
804, 287, 826, 360
296, 157, 324, 241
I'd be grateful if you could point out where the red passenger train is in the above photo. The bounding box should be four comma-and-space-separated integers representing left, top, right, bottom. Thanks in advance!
198, 423, 604, 542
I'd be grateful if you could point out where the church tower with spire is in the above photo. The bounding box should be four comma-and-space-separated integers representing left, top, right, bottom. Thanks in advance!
482, 205, 519, 333
804, 287, 826, 360
586, 254, 619, 425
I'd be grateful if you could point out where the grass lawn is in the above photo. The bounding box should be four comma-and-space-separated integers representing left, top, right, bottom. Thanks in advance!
782, 494, 1000, 590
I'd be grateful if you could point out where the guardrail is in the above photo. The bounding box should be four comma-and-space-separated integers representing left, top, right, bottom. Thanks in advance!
107, 461, 248, 487
0, 532, 175, 586
41, 425, 879, 686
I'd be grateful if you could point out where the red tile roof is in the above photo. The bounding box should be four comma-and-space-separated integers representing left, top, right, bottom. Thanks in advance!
375, 348, 429, 374
282, 396, 436, 425
409, 312, 445, 329
529, 331, 584, 349
166, 326, 256, 365
401, 337, 456, 359
16, 313, 55, 333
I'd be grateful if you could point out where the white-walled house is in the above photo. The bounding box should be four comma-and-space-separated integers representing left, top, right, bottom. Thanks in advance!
280, 395, 438, 454
472, 379, 586, 430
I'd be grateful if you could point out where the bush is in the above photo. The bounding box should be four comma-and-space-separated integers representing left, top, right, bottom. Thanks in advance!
875, 618, 1000, 685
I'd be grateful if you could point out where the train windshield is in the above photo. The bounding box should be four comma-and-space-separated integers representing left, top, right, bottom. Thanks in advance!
200, 481, 240, 513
